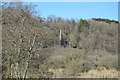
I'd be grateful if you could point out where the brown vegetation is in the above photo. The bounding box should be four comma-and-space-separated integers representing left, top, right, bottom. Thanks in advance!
1, 2, 119, 78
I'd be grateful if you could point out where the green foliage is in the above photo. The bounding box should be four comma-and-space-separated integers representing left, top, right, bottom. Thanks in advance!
78, 18, 90, 32
65, 54, 77, 63
69, 33, 77, 47
68, 25, 80, 47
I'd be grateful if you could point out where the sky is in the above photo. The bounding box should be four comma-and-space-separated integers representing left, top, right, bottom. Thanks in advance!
2, 0, 119, 2
26, 2, 118, 21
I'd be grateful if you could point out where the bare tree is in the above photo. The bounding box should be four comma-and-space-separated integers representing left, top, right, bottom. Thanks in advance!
2, 2, 53, 78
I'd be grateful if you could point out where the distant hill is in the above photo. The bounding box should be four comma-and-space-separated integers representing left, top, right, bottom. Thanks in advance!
92, 18, 119, 24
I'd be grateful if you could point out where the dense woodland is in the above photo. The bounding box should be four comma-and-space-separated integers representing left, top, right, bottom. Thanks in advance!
1, 2, 119, 78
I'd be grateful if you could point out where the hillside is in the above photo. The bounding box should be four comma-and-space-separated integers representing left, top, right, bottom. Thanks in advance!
1, 2, 119, 78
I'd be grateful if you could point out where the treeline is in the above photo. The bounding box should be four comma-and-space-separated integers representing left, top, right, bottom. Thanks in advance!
92, 18, 119, 24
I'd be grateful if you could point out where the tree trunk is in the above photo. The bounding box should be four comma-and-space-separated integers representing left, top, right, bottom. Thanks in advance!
59, 30, 62, 45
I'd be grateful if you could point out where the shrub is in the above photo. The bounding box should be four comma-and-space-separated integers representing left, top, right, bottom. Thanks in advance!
96, 54, 118, 70
64, 57, 95, 76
